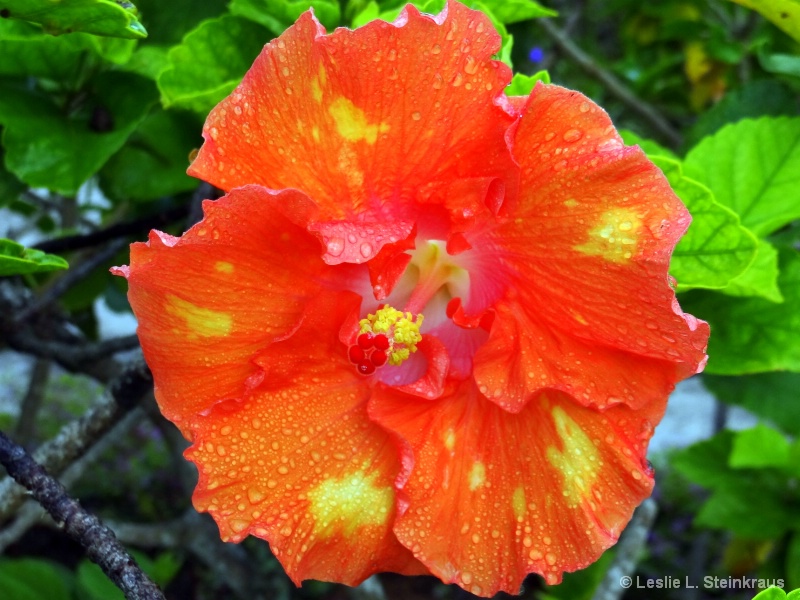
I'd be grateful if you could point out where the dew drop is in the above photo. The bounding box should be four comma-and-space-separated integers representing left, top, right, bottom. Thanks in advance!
432, 73, 444, 90
326, 237, 344, 257
431, 44, 442, 55
452, 73, 463, 87
464, 55, 478, 74
579, 101, 590, 113
563, 129, 583, 142
347, 233, 357, 244
544, 132, 556, 141
545, 552, 557, 566
461, 572, 473, 585
412, 111, 422, 121
360, 242, 373, 258
281, 66, 290, 76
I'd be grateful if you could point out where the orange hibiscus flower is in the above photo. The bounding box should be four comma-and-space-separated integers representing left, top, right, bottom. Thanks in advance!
113, 1, 708, 595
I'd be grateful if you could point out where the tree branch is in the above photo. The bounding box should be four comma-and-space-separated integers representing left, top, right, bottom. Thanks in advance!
537, 18, 683, 149
0, 430, 165, 600
0, 358, 152, 521
591, 499, 658, 600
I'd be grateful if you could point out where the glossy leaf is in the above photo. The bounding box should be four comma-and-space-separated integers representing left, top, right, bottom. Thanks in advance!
651, 156, 757, 290
727, 0, 800, 43
506, 70, 550, 95
230, 0, 340, 34
729, 425, 790, 469
99, 109, 200, 202
752, 588, 791, 600
0, 18, 136, 81
0, 73, 156, 195
0, 559, 72, 600
619, 129, 677, 160
0, 238, 68, 276
132, 0, 228, 45
683, 117, 800, 237
683, 250, 800, 375
704, 372, 800, 436
157, 15, 270, 115
686, 80, 798, 148
719, 239, 783, 302
471, 0, 556, 23
0, 0, 147, 39
0, 146, 25, 207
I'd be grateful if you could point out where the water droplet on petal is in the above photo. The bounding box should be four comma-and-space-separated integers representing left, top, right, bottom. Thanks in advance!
431, 44, 442, 55
327, 238, 344, 257
464, 55, 478, 74
563, 129, 583, 142
360, 242, 373, 258
412, 111, 422, 121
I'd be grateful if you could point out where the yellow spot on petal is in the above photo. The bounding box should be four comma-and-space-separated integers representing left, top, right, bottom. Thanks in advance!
328, 97, 389, 145
546, 405, 602, 508
311, 126, 321, 143
469, 462, 486, 491
166, 295, 232, 338
308, 472, 393, 538
444, 428, 456, 451
576, 209, 641, 262
311, 66, 327, 103
512, 487, 526, 519
215, 261, 234, 274
564, 199, 578, 208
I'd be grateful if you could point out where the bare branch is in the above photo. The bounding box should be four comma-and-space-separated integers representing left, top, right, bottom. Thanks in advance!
591, 499, 658, 600
0, 430, 165, 600
0, 358, 152, 521
537, 18, 683, 149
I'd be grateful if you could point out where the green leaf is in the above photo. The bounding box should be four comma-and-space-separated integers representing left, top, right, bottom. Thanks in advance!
230, 0, 340, 34
76, 561, 123, 600
157, 15, 270, 115
351, 0, 380, 26
719, 239, 784, 302
0, 238, 68, 276
470, 0, 556, 24
619, 129, 678, 160
0, 19, 136, 81
0, 144, 25, 207
650, 156, 757, 290
0, 0, 147, 39
683, 117, 800, 237
704, 372, 800, 436
788, 590, 800, 600
696, 486, 793, 538
132, 0, 228, 45
672, 430, 736, 489
788, 543, 800, 597
682, 250, 800, 375
759, 51, 800, 77
726, 0, 800, 43
0, 559, 72, 600
506, 70, 550, 95
751, 588, 788, 600
686, 80, 798, 149
729, 425, 790, 469
99, 109, 200, 202
121, 45, 170, 80
0, 72, 156, 195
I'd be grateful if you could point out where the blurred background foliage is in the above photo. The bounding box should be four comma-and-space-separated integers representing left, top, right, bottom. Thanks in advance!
0, 0, 798, 598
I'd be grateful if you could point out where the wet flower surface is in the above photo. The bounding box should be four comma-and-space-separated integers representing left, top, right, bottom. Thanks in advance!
113, 1, 709, 595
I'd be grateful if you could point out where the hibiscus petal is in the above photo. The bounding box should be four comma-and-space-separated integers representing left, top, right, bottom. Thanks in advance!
188, 0, 517, 258
371, 383, 660, 596
473, 84, 708, 411
112, 185, 326, 434
186, 291, 425, 585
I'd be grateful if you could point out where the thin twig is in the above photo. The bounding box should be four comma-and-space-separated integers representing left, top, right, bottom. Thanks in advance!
0, 358, 152, 521
0, 430, 165, 600
13, 358, 51, 445
591, 499, 658, 600
0, 407, 143, 552
6, 334, 140, 374
14, 239, 127, 324
33, 204, 190, 254
538, 18, 683, 149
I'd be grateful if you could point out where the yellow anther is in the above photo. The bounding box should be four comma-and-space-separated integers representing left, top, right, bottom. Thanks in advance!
358, 305, 423, 367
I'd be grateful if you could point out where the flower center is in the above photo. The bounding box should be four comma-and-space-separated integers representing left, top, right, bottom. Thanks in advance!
348, 306, 423, 375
